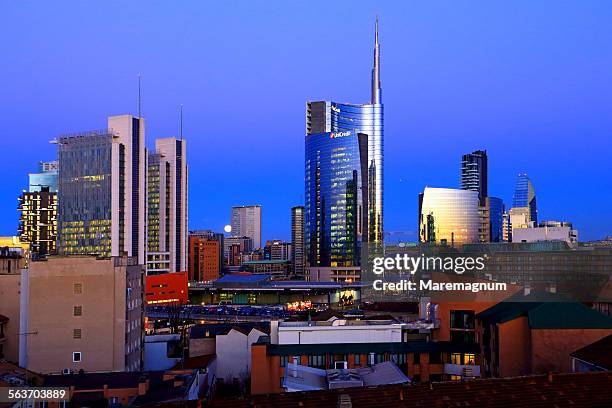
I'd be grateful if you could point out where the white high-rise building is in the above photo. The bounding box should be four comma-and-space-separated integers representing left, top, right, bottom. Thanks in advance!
57, 115, 146, 264
146, 138, 188, 274
231, 205, 262, 249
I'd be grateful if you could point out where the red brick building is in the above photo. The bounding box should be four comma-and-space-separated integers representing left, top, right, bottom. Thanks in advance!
189, 236, 220, 282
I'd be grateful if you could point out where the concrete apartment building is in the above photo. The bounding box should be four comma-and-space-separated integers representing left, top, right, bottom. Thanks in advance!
19, 256, 144, 374
146, 138, 188, 275
231, 205, 262, 250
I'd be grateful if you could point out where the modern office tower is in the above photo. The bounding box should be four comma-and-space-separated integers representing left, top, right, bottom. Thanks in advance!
291, 206, 305, 277
146, 138, 188, 274
461, 150, 488, 206
306, 18, 383, 249
29, 161, 58, 192
263, 240, 292, 261
512, 172, 537, 224
487, 197, 505, 242
223, 236, 253, 265
18, 187, 57, 257
230, 205, 262, 249
19, 256, 144, 374
305, 131, 368, 268
18, 162, 58, 257
418, 187, 480, 246
57, 115, 146, 263
188, 235, 220, 282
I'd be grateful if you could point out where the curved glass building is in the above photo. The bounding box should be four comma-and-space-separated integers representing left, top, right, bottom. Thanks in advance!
306, 18, 383, 250
419, 187, 480, 247
305, 131, 368, 267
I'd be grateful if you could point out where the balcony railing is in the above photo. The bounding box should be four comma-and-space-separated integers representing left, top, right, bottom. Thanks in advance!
443, 363, 481, 377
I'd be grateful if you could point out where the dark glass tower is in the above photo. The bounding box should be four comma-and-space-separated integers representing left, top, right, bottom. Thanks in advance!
487, 196, 505, 242
306, 18, 383, 249
512, 173, 537, 224
461, 150, 488, 206
305, 131, 368, 267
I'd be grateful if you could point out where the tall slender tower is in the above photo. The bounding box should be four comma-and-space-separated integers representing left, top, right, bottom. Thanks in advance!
371, 16, 381, 105
306, 18, 384, 263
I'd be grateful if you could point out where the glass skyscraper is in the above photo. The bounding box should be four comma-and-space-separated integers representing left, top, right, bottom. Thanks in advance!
29, 161, 58, 193
487, 196, 505, 242
305, 131, 368, 267
306, 18, 383, 249
419, 187, 480, 246
461, 150, 487, 206
512, 173, 537, 224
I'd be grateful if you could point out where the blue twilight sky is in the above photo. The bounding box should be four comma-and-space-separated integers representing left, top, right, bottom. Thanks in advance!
1, 1, 611, 242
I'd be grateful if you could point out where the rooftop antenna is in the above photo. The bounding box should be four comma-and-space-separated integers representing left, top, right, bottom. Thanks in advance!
180, 104, 184, 140
138, 73, 142, 118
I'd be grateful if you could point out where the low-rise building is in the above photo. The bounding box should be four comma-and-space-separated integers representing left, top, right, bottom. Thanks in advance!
476, 292, 612, 377
20, 256, 145, 374
44, 369, 202, 407
570, 334, 612, 372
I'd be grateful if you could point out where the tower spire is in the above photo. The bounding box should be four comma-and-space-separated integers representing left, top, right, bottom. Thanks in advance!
371, 16, 381, 104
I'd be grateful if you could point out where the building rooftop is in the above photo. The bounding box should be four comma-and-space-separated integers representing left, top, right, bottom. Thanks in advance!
190, 322, 270, 339
210, 371, 612, 408
476, 292, 612, 329
263, 339, 480, 356
283, 362, 409, 392
570, 334, 612, 370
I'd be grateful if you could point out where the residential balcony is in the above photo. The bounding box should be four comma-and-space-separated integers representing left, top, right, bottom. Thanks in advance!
443, 363, 481, 377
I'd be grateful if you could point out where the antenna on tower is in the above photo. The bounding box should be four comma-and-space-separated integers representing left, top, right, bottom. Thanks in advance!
138, 73, 142, 118
180, 104, 183, 140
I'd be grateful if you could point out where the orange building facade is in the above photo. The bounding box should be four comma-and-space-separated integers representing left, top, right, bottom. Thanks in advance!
145, 271, 189, 305
189, 236, 220, 282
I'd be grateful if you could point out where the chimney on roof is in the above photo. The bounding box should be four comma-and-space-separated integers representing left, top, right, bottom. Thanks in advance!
292, 356, 299, 378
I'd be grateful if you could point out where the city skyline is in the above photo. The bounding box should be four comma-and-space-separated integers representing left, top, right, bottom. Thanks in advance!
2, 1, 612, 242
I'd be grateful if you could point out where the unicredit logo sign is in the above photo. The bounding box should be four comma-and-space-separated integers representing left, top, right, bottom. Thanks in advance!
330, 131, 351, 139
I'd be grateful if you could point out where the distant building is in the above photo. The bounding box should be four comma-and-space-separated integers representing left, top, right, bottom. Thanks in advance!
264, 240, 292, 261
231, 205, 262, 250
487, 197, 505, 243
240, 260, 293, 278
418, 187, 480, 246
512, 172, 537, 225
461, 150, 488, 206
223, 236, 253, 266
188, 235, 221, 282
190, 230, 224, 276
291, 206, 305, 278
146, 138, 188, 274
307, 266, 361, 283
18, 186, 57, 257
29, 160, 58, 193
512, 224, 578, 244
20, 256, 144, 374
57, 115, 146, 264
